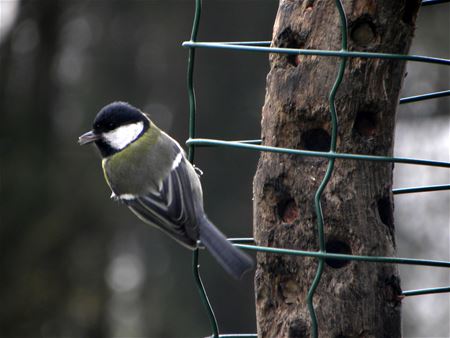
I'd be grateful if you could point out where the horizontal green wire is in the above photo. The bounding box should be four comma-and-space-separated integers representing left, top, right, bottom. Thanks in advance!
186, 138, 450, 168
393, 184, 450, 194
233, 243, 450, 268
191, 140, 450, 189
421, 0, 450, 5
400, 89, 450, 104
182, 41, 450, 66
402, 286, 450, 296
229, 139, 262, 145
225, 239, 449, 297
228, 239, 450, 269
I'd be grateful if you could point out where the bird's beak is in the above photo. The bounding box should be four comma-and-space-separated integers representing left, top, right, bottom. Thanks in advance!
78, 130, 101, 145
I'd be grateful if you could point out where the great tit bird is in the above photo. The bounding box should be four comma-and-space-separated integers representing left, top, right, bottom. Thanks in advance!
79, 102, 253, 279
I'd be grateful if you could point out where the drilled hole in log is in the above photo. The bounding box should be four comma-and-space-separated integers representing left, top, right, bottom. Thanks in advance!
353, 109, 379, 137
377, 196, 394, 228
325, 240, 352, 269
301, 128, 331, 152
277, 198, 299, 223
275, 27, 305, 67
350, 18, 376, 46
288, 318, 308, 338
305, 0, 314, 10
287, 54, 301, 67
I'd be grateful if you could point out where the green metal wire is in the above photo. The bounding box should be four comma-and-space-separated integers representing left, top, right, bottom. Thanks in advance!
306, 1, 348, 336
400, 89, 450, 104
226, 238, 450, 269
182, 41, 450, 66
393, 184, 450, 194
237, 239, 450, 298
183, 0, 450, 337
233, 244, 450, 269
186, 1, 220, 337
225, 237, 450, 298
421, 0, 450, 6
187, 0, 201, 163
192, 247, 219, 337
186, 138, 450, 168
402, 286, 450, 296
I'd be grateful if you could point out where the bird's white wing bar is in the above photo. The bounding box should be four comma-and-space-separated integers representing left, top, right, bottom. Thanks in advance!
118, 193, 136, 200
171, 151, 183, 170
160, 130, 186, 172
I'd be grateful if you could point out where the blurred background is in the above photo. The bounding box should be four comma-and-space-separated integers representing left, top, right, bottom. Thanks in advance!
0, 1, 448, 337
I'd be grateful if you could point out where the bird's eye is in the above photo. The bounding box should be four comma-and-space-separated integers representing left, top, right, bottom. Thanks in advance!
108, 123, 115, 129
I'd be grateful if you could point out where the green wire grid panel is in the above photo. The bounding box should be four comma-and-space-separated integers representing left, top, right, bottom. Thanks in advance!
183, 0, 450, 337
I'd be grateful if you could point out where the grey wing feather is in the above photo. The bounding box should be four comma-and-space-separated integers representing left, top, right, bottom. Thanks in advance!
124, 158, 200, 249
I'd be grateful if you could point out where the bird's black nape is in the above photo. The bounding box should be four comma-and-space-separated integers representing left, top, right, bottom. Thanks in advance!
93, 101, 148, 134
92, 102, 150, 157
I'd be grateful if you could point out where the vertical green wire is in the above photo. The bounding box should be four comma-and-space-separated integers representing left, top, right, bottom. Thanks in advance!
186, 0, 220, 337
187, 0, 201, 163
306, 1, 348, 337
192, 246, 219, 337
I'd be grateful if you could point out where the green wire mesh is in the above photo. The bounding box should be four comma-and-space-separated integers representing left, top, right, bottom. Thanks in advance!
183, 0, 450, 337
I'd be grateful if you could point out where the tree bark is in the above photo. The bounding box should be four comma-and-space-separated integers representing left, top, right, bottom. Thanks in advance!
253, 1, 421, 337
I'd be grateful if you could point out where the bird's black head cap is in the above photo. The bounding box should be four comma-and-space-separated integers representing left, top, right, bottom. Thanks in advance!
93, 101, 149, 134
92, 102, 150, 157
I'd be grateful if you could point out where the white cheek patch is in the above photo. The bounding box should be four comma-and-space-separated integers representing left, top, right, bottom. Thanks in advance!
103, 121, 144, 150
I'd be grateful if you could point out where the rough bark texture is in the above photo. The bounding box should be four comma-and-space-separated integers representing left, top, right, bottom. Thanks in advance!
253, 1, 421, 337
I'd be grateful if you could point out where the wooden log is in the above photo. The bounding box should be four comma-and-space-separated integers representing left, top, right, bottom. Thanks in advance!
253, 1, 421, 337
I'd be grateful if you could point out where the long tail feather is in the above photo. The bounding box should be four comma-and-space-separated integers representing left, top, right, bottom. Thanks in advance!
198, 216, 253, 279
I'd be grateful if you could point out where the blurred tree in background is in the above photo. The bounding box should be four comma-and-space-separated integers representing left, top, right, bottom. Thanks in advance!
0, 1, 276, 336
0, 1, 448, 337
0, 2, 110, 336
